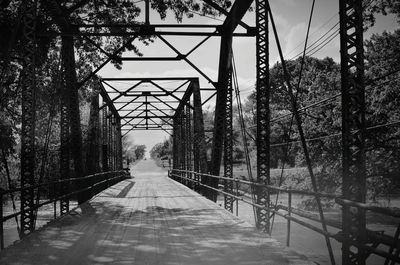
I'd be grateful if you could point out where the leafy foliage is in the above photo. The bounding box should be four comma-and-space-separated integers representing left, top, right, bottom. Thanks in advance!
150, 138, 172, 160
364, 0, 400, 28
364, 29, 400, 197
123, 137, 146, 163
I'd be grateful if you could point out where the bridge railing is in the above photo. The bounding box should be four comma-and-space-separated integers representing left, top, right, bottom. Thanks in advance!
0, 170, 130, 250
169, 169, 400, 264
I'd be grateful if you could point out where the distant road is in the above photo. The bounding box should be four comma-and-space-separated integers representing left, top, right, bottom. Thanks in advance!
130, 158, 168, 175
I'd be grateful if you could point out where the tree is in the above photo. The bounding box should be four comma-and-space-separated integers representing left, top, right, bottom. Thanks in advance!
364, 0, 400, 28
150, 138, 172, 160
134, 145, 146, 161
122, 137, 146, 163
364, 29, 400, 198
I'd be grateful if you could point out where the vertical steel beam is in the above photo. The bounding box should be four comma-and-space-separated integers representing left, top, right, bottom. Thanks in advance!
255, 0, 270, 233
20, 0, 37, 236
113, 117, 117, 170
224, 72, 234, 213
145, 0, 150, 24
107, 114, 112, 171
59, 54, 70, 215
102, 107, 109, 172
175, 114, 182, 181
61, 34, 85, 204
192, 80, 208, 191
172, 116, 180, 182
117, 118, 123, 169
86, 90, 100, 175
59, 93, 70, 214
339, 0, 366, 264
111, 117, 115, 171
172, 118, 178, 173
209, 32, 233, 202
180, 113, 186, 184
185, 105, 192, 187
115, 119, 118, 169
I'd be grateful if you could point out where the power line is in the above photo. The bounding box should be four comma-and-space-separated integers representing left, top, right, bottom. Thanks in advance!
307, 29, 339, 57
245, 67, 400, 127
286, 13, 339, 58
270, 120, 400, 148
290, 22, 339, 60
289, 0, 375, 60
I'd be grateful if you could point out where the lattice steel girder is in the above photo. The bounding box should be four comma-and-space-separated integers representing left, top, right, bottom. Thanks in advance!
102, 77, 197, 81
20, 0, 37, 236
59, 43, 70, 215
122, 115, 172, 119
209, 0, 253, 202
224, 72, 234, 213
61, 34, 85, 204
185, 105, 192, 187
255, 0, 270, 233
108, 116, 113, 170
339, 0, 367, 264
59, 77, 70, 214
172, 117, 179, 173
180, 112, 186, 184
192, 79, 208, 191
99, 81, 121, 119
40, 30, 255, 37
73, 22, 254, 31
173, 79, 196, 119
209, 32, 233, 201
102, 107, 109, 172
86, 89, 100, 175
117, 118, 123, 169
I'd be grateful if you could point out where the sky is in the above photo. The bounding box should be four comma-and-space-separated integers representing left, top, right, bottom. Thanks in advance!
97, 0, 398, 157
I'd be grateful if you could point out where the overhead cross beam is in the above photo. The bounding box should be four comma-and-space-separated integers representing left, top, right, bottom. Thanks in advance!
40, 29, 255, 37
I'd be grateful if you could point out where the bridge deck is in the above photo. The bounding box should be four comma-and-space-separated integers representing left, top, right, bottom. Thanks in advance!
0, 160, 312, 265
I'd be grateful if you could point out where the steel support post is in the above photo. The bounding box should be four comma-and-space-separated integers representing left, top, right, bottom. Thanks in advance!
59, 52, 70, 215
339, 0, 367, 264
209, 32, 233, 202
172, 117, 181, 181
180, 113, 186, 184
20, 0, 37, 236
117, 118, 123, 169
112, 117, 115, 171
107, 114, 112, 171
102, 107, 109, 172
224, 73, 234, 213
192, 80, 208, 191
112, 117, 116, 170
86, 90, 100, 175
111, 117, 115, 171
176, 114, 183, 180
255, 0, 270, 233
115, 121, 118, 170
61, 34, 85, 204
113, 118, 116, 170
175, 114, 182, 180
172, 117, 179, 176
185, 105, 192, 187
115, 120, 119, 169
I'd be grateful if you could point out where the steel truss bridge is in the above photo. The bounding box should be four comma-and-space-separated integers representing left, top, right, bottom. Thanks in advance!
0, 0, 399, 265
